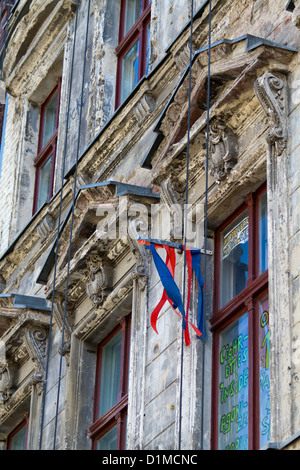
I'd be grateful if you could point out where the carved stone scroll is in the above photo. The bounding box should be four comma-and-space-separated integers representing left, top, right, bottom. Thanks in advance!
254, 72, 287, 158
24, 327, 48, 395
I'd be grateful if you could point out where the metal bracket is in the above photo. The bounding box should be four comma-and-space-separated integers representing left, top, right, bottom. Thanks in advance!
138, 238, 213, 255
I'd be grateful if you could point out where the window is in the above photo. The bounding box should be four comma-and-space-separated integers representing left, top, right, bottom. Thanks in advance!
33, 80, 61, 214
7, 417, 29, 450
89, 316, 131, 450
211, 184, 269, 450
115, 0, 151, 107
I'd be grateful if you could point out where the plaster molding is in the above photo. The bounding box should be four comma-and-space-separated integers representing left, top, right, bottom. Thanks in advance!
23, 326, 48, 394
4, 0, 75, 96
159, 177, 185, 241
0, 299, 50, 411
254, 71, 288, 159
0, 359, 16, 404
85, 254, 113, 307
206, 119, 238, 184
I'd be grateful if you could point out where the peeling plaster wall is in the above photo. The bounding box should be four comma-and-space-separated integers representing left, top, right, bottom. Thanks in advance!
0, 95, 24, 253
287, 54, 300, 439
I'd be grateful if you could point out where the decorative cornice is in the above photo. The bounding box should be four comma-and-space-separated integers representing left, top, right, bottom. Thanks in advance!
142, 34, 296, 171
0, 296, 50, 417
3, 0, 76, 96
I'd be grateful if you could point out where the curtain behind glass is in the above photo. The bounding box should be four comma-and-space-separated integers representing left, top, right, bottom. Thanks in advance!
41, 91, 58, 148
97, 425, 118, 450
37, 154, 53, 210
124, 0, 142, 35
121, 40, 139, 103
9, 425, 27, 450
99, 330, 122, 418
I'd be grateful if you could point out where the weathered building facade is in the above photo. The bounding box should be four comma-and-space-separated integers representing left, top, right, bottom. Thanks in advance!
0, 0, 299, 451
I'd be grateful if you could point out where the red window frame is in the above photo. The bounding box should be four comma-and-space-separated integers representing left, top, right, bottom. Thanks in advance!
32, 79, 61, 214
7, 415, 29, 450
89, 316, 131, 450
115, 0, 151, 108
210, 183, 269, 450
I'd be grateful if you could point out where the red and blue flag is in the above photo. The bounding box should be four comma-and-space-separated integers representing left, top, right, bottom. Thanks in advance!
139, 240, 205, 346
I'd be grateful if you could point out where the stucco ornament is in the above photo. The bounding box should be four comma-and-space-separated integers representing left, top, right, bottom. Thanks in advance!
85, 254, 112, 306
207, 121, 238, 183
254, 71, 287, 157
0, 360, 15, 404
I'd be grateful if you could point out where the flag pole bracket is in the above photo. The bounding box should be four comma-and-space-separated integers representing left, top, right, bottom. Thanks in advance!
138, 238, 213, 256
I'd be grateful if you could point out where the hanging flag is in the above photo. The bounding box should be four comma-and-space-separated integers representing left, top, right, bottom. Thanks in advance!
149, 243, 176, 335
139, 240, 204, 345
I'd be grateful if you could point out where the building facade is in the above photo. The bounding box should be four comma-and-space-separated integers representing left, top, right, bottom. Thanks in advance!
0, 0, 299, 451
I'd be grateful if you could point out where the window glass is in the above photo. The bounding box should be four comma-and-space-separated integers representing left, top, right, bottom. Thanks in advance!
124, 0, 142, 36
259, 295, 271, 448
36, 153, 53, 210
97, 426, 118, 450
121, 39, 140, 103
220, 211, 249, 308
99, 330, 122, 418
218, 313, 249, 450
9, 423, 27, 450
146, 22, 151, 75
259, 192, 268, 274
41, 90, 58, 148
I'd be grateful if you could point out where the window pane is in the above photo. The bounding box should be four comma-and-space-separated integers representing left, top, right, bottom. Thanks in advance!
146, 22, 151, 75
97, 425, 118, 450
99, 330, 122, 417
37, 154, 53, 211
259, 192, 268, 274
220, 211, 249, 308
10, 424, 27, 450
42, 91, 58, 148
121, 40, 140, 104
124, 0, 142, 35
259, 295, 271, 448
218, 313, 249, 450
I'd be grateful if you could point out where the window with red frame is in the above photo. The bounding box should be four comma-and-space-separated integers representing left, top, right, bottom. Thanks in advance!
33, 79, 61, 214
89, 316, 131, 450
211, 184, 270, 450
7, 416, 29, 450
115, 0, 151, 107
